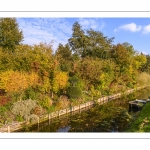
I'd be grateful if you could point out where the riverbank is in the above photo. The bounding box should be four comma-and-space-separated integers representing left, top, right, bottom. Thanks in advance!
0, 86, 146, 132
126, 102, 150, 132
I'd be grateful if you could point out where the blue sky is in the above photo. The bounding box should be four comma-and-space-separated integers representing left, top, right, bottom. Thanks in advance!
17, 18, 150, 54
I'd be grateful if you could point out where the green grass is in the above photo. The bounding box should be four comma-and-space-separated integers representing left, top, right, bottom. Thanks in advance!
126, 102, 150, 132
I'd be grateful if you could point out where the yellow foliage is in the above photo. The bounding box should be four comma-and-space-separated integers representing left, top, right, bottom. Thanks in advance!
52, 72, 68, 93
0, 70, 39, 93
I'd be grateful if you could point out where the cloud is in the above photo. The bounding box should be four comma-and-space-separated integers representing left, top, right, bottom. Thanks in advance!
141, 51, 148, 55
142, 25, 150, 34
114, 23, 142, 32
79, 18, 105, 30
17, 18, 72, 51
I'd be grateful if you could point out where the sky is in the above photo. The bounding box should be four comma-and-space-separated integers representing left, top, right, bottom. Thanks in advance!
16, 18, 150, 55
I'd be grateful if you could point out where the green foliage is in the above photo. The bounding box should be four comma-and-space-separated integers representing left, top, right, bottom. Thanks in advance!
55, 43, 72, 62
68, 75, 80, 86
0, 18, 24, 51
16, 115, 24, 122
66, 86, 82, 99
126, 102, 150, 132
0, 106, 7, 114
38, 95, 53, 110
24, 87, 39, 100
68, 22, 114, 58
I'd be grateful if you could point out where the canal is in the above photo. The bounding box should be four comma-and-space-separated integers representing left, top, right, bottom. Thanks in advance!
17, 87, 150, 132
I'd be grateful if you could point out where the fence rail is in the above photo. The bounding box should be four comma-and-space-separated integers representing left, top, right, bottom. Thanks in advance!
0, 86, 146, 133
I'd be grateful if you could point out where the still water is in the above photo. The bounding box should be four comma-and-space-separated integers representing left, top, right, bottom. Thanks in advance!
17, 87, 150, 132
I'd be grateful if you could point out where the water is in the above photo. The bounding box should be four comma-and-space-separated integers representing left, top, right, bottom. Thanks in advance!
17, 87, 150, 132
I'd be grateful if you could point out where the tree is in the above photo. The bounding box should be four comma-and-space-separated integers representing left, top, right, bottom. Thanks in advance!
68, 22, 114, 58
0, 18, 24, 52
141, 55, 150, 73
68, 21, 89, 57
55, 43, 72, 72
55, 43, 72, 61
86, 29, 114, 58
0, 70, 39, 101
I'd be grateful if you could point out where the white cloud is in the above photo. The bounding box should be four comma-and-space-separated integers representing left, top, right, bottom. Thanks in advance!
17, 18, 72, 51
142, 25, 150, 34
114, 23, 142, 32
79, 18, 105, 30
141, 51, 148, 55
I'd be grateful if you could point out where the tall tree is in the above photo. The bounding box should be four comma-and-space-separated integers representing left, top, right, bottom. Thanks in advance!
0, 18, 24, 52
68, 21, 88, 57
55, 43, 72, 72
55, 43, 72, 61
86, 29, 114, 58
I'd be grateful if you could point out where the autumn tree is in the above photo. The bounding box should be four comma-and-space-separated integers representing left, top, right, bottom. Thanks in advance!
0, 70, 39, 101
141, 55, 150, 73
55, 43, 72, 72
0, 18, 24, 52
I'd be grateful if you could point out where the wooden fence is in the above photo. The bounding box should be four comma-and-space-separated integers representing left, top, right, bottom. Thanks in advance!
0, 86, 146, 133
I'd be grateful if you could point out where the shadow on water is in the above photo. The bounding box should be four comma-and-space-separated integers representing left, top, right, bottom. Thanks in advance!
17, 87, 150, 132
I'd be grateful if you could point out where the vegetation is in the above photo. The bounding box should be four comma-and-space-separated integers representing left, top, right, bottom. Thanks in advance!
126, 102, 150, 132
0, 18, 150, 126
0, 18, 23, 51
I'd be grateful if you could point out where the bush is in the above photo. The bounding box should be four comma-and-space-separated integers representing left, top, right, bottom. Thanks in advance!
0, 96, 11, 106
28, 114, 38, 124
38, 95, 53, 110
137, 72, 150, 86
24, 87, 39, 100
55, 95, 70, 109
0, 106, 7, 114
16, 115, 24, 122
11, 99, 39, 119
66, 86, 82, 99
31, 106, 42, 115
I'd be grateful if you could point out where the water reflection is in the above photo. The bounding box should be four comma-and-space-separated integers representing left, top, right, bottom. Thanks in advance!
57, 126, 71, 132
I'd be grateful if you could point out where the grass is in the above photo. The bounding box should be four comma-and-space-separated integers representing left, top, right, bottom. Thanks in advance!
126, 102, 150, 132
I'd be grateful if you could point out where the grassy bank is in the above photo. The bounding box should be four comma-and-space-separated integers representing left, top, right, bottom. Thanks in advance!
126, 102, 150, 132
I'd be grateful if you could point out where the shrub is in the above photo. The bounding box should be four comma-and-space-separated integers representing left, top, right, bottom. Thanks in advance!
31, 105, 42, 115
55, 95, 70, 109
28, 114, 38, 124
38, 95, 53, 110
16, 115, 24, 122
0, 96, 11, 106
66, 86, 82, 99
0, 106, 7, 114
11, 99, 39, 119
24, 87, 39, 100
137, 72, 150, 86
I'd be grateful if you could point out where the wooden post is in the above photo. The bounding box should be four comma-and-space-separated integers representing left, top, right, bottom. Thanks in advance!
7, 126, 10, 133
58, 111, 59, 117
79, 105, 81, 113
49, 114, 51, 125
37, 117, 39, 130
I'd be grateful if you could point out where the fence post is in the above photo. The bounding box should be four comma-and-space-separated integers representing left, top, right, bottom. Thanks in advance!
7, 126, 10, 133
38, 117, 39, 130
49, 114, 51, 125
